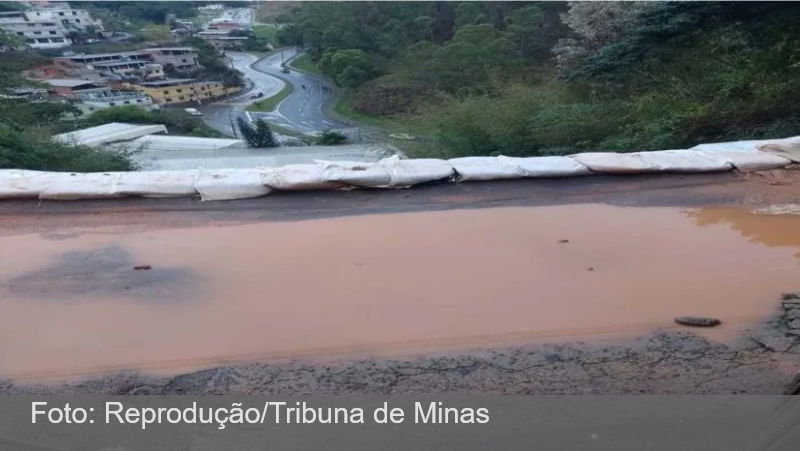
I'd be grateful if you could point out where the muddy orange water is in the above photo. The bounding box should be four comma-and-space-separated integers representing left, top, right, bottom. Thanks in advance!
1, 204, 799, 381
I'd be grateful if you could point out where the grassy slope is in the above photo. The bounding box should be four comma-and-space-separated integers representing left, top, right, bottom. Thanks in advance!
245, 82, 293, 112
252, 24, 279, 41
288, 54, 324, 76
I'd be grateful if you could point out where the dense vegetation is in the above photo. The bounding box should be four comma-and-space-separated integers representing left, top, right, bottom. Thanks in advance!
277, 1, 800, 157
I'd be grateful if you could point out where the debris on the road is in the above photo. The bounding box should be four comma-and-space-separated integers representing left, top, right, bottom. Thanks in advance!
133, 265, 152, 271
587, 267, 594, 271
674, 317, 722, 327
558, 239, 570, 243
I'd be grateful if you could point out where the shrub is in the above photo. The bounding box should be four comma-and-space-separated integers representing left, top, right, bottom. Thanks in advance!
315, 129, 347, 145
0, 127, 139, 172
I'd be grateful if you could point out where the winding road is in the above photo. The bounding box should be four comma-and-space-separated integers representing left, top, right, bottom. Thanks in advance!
196, 48, 356, 138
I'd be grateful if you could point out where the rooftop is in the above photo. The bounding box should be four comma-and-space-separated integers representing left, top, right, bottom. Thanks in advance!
136, 78, 195, 87
44, 79, 106, 88
125, 135, 244, 152
54, 122, 168, 147
142, 47, 196, 52
58, 50, 148, 59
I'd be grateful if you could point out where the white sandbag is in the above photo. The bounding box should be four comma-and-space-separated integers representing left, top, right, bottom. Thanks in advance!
757, 138, 800, 163
39, 172, 123, 200
194, 168, 272, 201
570, 152, 661, 173
317, 160, 392, 188
448, 156, 527, 181
627, 150, 733, 172
377, 155, 455, 187
113, 170, 200, 197
690, 139, 784, 153
697, 150, 791, 172
261, 164, 343, 191
498, 156, 591, 177
0, 170, 66, 199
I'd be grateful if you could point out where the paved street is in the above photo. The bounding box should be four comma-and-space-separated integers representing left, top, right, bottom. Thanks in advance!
249, 48, 353, 134
196, 49, 355, 138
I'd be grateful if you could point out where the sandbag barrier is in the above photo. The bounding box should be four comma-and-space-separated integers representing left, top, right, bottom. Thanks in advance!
1, 140, 798, 202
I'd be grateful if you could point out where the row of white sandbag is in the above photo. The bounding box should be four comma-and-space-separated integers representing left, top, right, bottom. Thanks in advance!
0, 157, 455, 201
0, 146, 796, 201
450, 147, 795, 181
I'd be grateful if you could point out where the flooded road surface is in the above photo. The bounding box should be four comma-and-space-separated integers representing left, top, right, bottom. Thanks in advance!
1, 204, 800, 381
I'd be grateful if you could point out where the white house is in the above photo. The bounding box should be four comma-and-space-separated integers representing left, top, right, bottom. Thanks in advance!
72, 88, 156, 115
0, 4, 104, 49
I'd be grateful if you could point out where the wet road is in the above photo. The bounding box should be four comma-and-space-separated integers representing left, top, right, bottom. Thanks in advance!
3, 172, 800, 395
195, 52, 283, 137
249, 48, 352, 134
196, 49, 351, 137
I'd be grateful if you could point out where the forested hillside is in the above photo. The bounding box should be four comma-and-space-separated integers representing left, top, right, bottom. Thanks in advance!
276, 1, 800, 157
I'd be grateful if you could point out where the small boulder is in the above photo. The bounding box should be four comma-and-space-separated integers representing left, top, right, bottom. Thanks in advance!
674, 317, 722, 327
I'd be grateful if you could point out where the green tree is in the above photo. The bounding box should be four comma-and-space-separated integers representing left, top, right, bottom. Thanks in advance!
237, 117, 278, 148
319, 49, 379, 88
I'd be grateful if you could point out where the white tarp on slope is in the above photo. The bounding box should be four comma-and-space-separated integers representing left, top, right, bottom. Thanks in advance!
378, 155, 455, 187
499, 156, 591, 177
448, 156, 527, 181
54, 123, 167, 147
194, 168, 272, 201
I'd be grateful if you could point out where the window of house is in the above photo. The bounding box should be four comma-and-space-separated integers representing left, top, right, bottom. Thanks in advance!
49, 31, 56, 35
123, 101, 130, 105
163, 90, 169, 95
36, 38, 48, 43
165, 97, 172, 102
75, 19, 81, 23
109, 102, 116, 106
58, 12, 64, 16
33, 31, 41, 35
136, 99, 142, 103
16, 32, 23, 36
27, 23, 34, 27
72, 12, 77, 16
182, 59, 187, 63
179, 96, 185, 100
200, 86, 206, 90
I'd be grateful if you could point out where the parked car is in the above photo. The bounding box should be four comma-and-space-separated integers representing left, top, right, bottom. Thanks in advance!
249, 92, 264, 99
184, 108, 203, 117
281, 67, 290, 74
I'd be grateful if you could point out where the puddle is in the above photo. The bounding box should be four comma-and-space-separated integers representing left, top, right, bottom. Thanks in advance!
1, 204, 799, 381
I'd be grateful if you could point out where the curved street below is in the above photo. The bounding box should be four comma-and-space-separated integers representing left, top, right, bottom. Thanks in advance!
196, 49, 355, 138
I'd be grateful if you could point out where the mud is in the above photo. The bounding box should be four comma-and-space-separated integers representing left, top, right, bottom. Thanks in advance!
2, 204, 800, 386
3, 174, 800, 394
4, 330, 799, 395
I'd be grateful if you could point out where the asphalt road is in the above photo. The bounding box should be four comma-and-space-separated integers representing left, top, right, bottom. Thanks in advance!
249, 48, 352, 134
194, 52, 284, 137
196, 49, 354, 137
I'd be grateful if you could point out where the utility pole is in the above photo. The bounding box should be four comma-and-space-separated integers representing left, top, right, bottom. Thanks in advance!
229, 113, 238, 138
